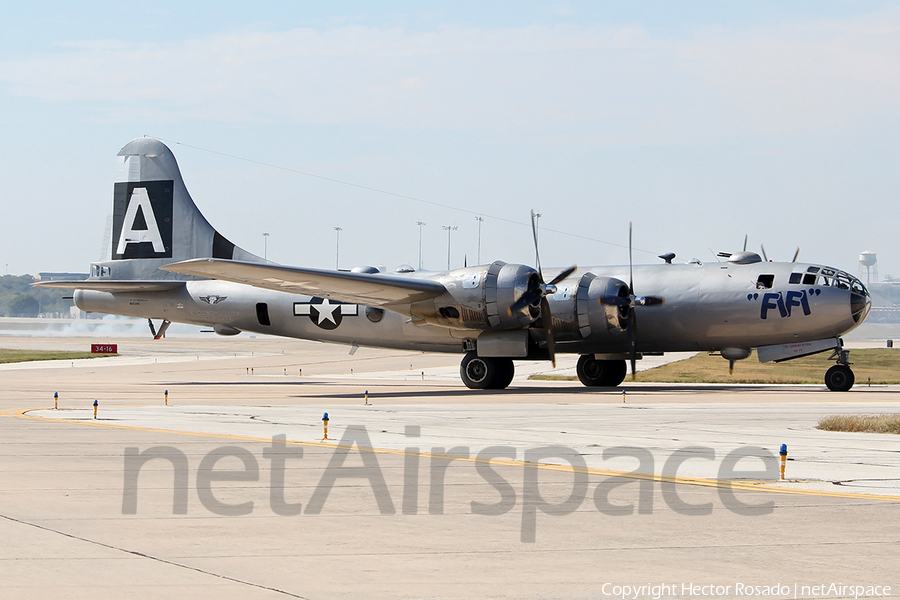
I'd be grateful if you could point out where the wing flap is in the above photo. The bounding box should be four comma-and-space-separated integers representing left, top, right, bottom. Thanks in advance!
33, 280, 186, 293
162, 259, 446, 306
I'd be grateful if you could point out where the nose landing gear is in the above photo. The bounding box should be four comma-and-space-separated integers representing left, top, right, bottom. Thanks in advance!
824, 348, 855, 391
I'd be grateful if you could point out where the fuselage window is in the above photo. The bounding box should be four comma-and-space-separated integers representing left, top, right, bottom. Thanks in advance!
756, 274, 775, 289
91, 264, 111, 277
789, 273, 802, 284
802, 273, 817, 285
256, 302, 271, 326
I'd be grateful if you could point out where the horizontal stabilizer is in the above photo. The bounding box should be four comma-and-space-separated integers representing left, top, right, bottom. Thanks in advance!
162, 259, 446, 307
33, 280, 186, 293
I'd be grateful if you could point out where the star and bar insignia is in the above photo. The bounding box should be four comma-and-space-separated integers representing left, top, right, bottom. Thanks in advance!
294, 297, 358, 330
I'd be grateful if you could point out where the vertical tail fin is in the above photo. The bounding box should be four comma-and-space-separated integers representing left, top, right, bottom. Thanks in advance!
104, 137, 262, 280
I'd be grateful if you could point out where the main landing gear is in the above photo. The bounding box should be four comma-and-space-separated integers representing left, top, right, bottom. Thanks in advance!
459, 352, 630, 390
460, 351, 515, 390
576, 355, 628, 387
824, 348, 855, 392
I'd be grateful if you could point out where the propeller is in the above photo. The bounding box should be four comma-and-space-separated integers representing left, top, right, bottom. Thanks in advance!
760, 242, 799, 263
506, 210, 576, 367
599, 222, 665, 380
743, 234, 748, 252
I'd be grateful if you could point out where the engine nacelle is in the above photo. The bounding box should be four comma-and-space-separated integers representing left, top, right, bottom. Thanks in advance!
574, 273, 630, 341
409, 261, 541, 330
519, 272, 631, 342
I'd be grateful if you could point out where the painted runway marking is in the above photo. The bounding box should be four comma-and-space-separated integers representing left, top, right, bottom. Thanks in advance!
5, 406, 900, 503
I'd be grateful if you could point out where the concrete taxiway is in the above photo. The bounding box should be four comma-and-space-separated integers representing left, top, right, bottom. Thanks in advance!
1, 334, 899, 599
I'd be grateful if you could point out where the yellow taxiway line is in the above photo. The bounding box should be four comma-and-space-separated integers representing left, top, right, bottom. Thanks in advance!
5, 406, 900, 503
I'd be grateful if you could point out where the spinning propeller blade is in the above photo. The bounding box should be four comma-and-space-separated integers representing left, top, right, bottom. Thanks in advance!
629, 222, 634, 295
548, 265, 577, 287
628, 222, 636, 380
507, 210, 575, 367
530, 209, 542, 275
600, 221, 665, 381
628, 307, 637, 381
540, 297, 556, 367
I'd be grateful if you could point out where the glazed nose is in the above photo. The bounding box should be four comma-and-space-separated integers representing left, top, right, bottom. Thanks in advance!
850, 289, 871, 324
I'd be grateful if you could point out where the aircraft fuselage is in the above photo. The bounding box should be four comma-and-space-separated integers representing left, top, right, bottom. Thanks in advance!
75, 259, 867, 356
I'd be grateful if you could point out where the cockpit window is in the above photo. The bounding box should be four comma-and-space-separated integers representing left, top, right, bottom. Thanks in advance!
806, 266, 820, 274
802, 273, 817, 285
814, 269, 869, 294
756, 274, 775, 289
789, 273, 802, 284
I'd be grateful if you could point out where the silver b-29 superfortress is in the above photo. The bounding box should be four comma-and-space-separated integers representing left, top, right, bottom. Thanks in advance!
38, 138, 871, 390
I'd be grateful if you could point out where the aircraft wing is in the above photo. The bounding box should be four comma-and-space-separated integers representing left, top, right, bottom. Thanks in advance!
162, 259, 447, 306
33, 280, 186, 292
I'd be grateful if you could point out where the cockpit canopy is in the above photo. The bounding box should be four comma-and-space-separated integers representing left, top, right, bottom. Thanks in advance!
791, 265, 870, 324
789, 265, 868, 295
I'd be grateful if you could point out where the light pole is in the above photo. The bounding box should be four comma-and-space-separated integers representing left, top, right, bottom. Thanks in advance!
334, 227, 342, 270
416, 221, 426, 270
262, 232, 269, 260
475, 216, 484, 265
442, 225, 457, 270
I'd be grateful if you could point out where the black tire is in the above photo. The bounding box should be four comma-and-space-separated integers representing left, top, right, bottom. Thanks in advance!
492, 358, 515, 389
576, 355, 627, 387
460, 352, 514, 390
824, 365, 855, 392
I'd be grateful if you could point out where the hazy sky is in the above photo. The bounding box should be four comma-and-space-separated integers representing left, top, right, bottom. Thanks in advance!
1, 1, 898, 280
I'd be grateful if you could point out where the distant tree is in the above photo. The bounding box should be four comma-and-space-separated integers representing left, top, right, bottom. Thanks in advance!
7, 293, 39, 317
0, 275, 74, 316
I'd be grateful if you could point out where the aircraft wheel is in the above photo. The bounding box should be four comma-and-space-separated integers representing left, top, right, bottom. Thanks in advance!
492, 358, 515, 390
824, 365, 855, 392
460, 352, 512, 390
577, 355, 627, 387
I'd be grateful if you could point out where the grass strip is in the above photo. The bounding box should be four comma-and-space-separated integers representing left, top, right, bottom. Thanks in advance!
530, 348, 900, 384
817, 414, 900, 434
0, 349, 114, 364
